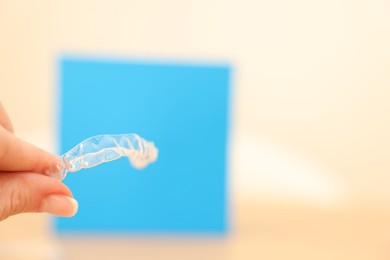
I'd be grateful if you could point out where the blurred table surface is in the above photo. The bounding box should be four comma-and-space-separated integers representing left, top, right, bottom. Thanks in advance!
1, 198, 390, 260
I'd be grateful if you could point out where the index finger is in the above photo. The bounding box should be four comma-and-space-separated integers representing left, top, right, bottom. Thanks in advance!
0, 126, 60, 174
0, 102, 14, 133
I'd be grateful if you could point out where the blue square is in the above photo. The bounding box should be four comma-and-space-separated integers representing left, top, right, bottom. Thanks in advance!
56, 57, 231, 233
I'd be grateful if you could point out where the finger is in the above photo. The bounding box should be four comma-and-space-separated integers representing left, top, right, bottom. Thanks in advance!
0, 172, 78, 221
0, 102, 14, 133
0, 126, 60, 174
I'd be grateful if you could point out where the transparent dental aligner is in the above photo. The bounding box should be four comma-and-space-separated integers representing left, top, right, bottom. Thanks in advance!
49, 134, 158, 181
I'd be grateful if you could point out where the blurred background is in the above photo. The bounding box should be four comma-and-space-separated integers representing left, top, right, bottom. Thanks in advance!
1, 0, 390, 259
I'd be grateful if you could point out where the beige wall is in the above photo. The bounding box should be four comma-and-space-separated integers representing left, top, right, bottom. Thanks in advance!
1, 0, 390, 203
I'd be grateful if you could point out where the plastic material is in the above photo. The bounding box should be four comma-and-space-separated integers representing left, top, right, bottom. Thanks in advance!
49, 134, 158, 181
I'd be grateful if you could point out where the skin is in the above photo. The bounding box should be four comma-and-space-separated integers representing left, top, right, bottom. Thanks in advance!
0, 102, 78, 221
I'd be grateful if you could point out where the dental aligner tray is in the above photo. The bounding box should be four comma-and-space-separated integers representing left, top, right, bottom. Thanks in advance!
49, 133, 158, 181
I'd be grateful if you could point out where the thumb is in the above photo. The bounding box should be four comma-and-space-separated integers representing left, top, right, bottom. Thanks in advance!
0, 172, 78, 221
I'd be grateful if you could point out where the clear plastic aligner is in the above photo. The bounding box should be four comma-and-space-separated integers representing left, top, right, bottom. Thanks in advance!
49, 133, 158, 181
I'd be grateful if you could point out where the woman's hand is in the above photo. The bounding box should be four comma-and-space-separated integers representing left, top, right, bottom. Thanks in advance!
0, 102, 78, 221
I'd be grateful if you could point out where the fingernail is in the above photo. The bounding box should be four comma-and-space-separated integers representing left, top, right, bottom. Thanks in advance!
40, 195, 78, 217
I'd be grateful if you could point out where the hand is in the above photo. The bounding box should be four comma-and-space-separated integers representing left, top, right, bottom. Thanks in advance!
0, 102, 78, 221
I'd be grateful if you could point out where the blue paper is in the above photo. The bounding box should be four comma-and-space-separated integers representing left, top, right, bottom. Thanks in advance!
56, 57, 231, 233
